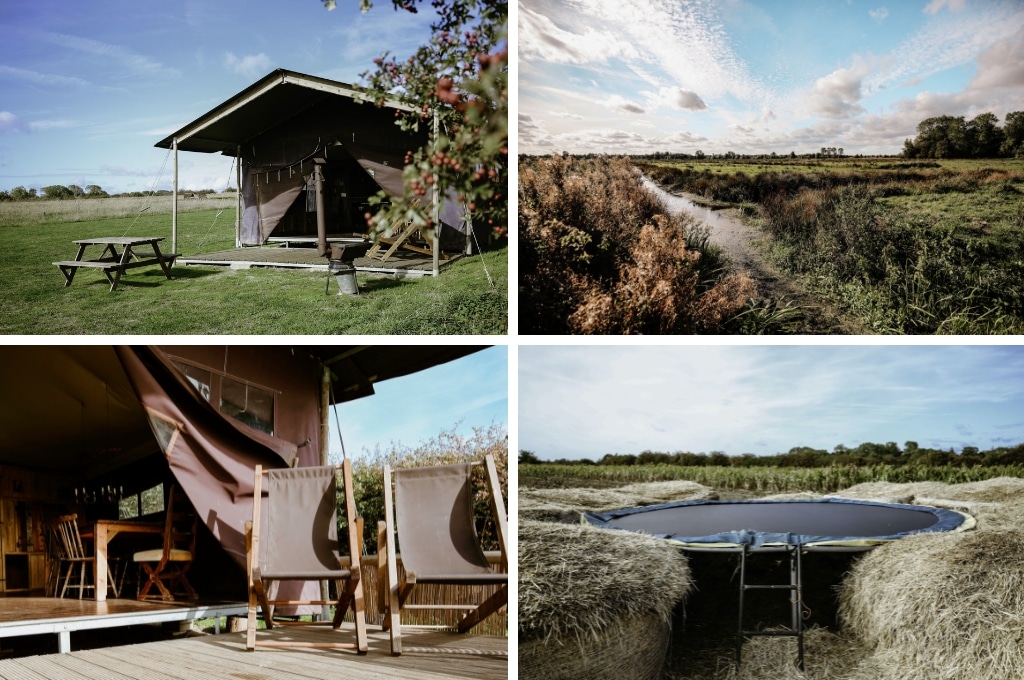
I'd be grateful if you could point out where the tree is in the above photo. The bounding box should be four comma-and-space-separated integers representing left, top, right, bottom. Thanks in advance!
518, 450, 541, 464
10, 186, 36, 200
85, 184, 108, 198
1002, 111, 1024, 157
41, 185, 73, 200
965, 112, 1004, 158
322, 0, 507, 240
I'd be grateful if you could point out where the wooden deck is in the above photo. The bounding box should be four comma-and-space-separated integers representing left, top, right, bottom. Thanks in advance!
178, 247, 463, 277
0, 598, 247, 655
0, 620, 507, 680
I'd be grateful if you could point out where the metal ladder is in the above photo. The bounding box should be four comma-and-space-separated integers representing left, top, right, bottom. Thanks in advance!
735, 544, 807, 670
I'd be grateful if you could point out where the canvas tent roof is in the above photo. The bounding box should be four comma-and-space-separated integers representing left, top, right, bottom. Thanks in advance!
154, 69, 414, 155
0, 345, 481, 477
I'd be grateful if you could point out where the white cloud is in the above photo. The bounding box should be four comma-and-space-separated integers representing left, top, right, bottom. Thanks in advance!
224, 52, 272, 79
924, 0, 967, 15
518, 5, 640, 64
0, 66, 89, 88
869, 7, 889, 23
660, 87, 708, 111
36, 32, 179, 78
809, 61, 868, 119
604, 95, 646, 114
0, 111, 29, 135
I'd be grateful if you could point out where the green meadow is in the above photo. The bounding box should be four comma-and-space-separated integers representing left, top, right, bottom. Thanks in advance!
0, 196, 507, 335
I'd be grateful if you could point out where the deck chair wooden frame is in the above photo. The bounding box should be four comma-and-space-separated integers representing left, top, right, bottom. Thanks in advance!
134, 485, 198, 602
366, 222, 450, 262
378, 454, 508, 656
245, 460, 368, 653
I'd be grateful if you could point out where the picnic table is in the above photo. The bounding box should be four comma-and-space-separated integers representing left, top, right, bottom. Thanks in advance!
53, 236, 177, 292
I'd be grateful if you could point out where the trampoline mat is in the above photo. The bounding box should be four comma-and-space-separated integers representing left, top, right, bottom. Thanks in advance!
604, 500, 939, 539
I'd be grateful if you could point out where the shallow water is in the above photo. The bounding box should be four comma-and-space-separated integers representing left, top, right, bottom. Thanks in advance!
641, 177, 759, 269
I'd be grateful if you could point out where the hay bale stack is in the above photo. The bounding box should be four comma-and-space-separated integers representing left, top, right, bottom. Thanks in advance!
520, 479, 717, 523
839, 529, 1024, 679
519, 519, 693, 680
836, 476, 1024, 530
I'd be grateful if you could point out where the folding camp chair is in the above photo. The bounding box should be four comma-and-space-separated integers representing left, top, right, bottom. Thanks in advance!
378, 454, 508, 655
245, 461, 368, 653
134, 485, 198, 601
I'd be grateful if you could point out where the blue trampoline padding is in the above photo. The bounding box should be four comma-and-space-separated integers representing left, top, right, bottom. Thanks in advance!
584, 497, 971, 548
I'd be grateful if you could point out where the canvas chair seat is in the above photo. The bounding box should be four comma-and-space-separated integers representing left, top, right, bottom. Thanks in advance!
133, 548, 193, 563
379, 455, 508, 656
245, 461, 368, 654
134, 485, 198, 602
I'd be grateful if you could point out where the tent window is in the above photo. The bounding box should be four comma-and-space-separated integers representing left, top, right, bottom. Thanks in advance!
173, 362, 212, 401
169, 357, 276, 436
220, 376, 275, 435
119, 483, 165, 519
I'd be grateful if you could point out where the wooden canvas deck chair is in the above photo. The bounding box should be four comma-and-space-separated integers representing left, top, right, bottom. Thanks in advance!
378, 454, 508, 655
245, 461, 368, 653
134, 485, 198, 601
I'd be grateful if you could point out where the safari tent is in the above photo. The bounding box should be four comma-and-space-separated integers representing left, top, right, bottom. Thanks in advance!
0, 345, 482, 599
155, 69, 474, 275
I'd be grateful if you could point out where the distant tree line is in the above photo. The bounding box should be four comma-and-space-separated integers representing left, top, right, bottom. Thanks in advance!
519, 440, 1024, 468
0, 185, 231, 201
902, 112, 1024, 159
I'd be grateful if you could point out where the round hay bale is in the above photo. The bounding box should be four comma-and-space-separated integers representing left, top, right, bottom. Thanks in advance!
519, 519, 692, 680
520, 479, 718, 522
836, 477, 1024, 531
839, 528, 1024, 679
520, 611, 670, 680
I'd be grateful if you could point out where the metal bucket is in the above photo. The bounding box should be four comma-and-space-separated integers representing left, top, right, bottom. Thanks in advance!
328, 260, 359, 295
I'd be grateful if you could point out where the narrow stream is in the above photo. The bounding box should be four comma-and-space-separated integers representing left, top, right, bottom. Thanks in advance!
641, 177, 761, 271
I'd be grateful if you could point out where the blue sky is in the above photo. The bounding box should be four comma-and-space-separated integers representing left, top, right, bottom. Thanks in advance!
330, 346, 508, 461
519, 0, 1024, 155
0, 0, 436, 194
519, 345, 1024, 460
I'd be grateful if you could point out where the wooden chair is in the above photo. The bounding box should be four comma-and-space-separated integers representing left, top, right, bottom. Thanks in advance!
378, 454, 508, 655
245, 460, 368, 653
51, 514, 106, 599
133, 485, 198, 601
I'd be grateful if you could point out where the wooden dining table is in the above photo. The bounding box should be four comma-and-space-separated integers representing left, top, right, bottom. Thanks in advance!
53, 236, 177, 292
91, 519, 164, 602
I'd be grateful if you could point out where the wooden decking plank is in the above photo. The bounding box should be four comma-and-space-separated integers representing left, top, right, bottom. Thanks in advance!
0, 660, 52, 680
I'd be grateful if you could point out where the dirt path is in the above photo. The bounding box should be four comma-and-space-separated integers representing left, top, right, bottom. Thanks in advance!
643, 178, 865, 334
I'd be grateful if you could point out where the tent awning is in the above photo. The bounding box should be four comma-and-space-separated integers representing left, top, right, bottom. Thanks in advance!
154, 69, 414, 155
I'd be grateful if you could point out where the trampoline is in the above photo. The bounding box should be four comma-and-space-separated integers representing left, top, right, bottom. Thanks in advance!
585, 497, 974, 551
586, 497, 975, 671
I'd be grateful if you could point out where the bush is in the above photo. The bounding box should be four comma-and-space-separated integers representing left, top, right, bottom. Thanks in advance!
520, 155, 753, 333
339, 422, 508, 555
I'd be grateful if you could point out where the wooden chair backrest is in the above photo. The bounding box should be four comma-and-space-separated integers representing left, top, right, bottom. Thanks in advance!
52, 514, 89, 560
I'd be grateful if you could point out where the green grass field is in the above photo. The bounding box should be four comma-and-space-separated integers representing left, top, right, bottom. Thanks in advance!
639, 156, 1024, 333
0, 197, 507, 335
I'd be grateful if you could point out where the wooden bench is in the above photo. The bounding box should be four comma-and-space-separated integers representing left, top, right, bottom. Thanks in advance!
53, 236, 177, 291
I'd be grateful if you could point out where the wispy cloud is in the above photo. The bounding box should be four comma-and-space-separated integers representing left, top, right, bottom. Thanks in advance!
35, 31, 180, 78
224, 52, 272, 79
0, 65, 89, 88
869, 7, 889, 23
0, 111, 29, 135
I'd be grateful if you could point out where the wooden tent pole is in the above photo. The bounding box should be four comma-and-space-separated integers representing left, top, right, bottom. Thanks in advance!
319, 365, 332, 620
235, 146, 242, 248
432, 112, 440, 276
313, 159, 327, 257
172, 137, 178, 255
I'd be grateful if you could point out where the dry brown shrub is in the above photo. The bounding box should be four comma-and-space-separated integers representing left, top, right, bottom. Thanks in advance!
520, 155, 754, 333
567, 217, 754, 334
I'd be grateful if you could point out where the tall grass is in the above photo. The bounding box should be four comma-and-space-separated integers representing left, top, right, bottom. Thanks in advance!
519, 155, 754, 333
0, 193, 238, 228
640, 159, 1024, 334
519, 464, 1024, 495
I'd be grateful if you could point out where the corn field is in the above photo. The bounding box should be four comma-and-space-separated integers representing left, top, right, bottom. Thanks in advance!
519, 464, 1024, 495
